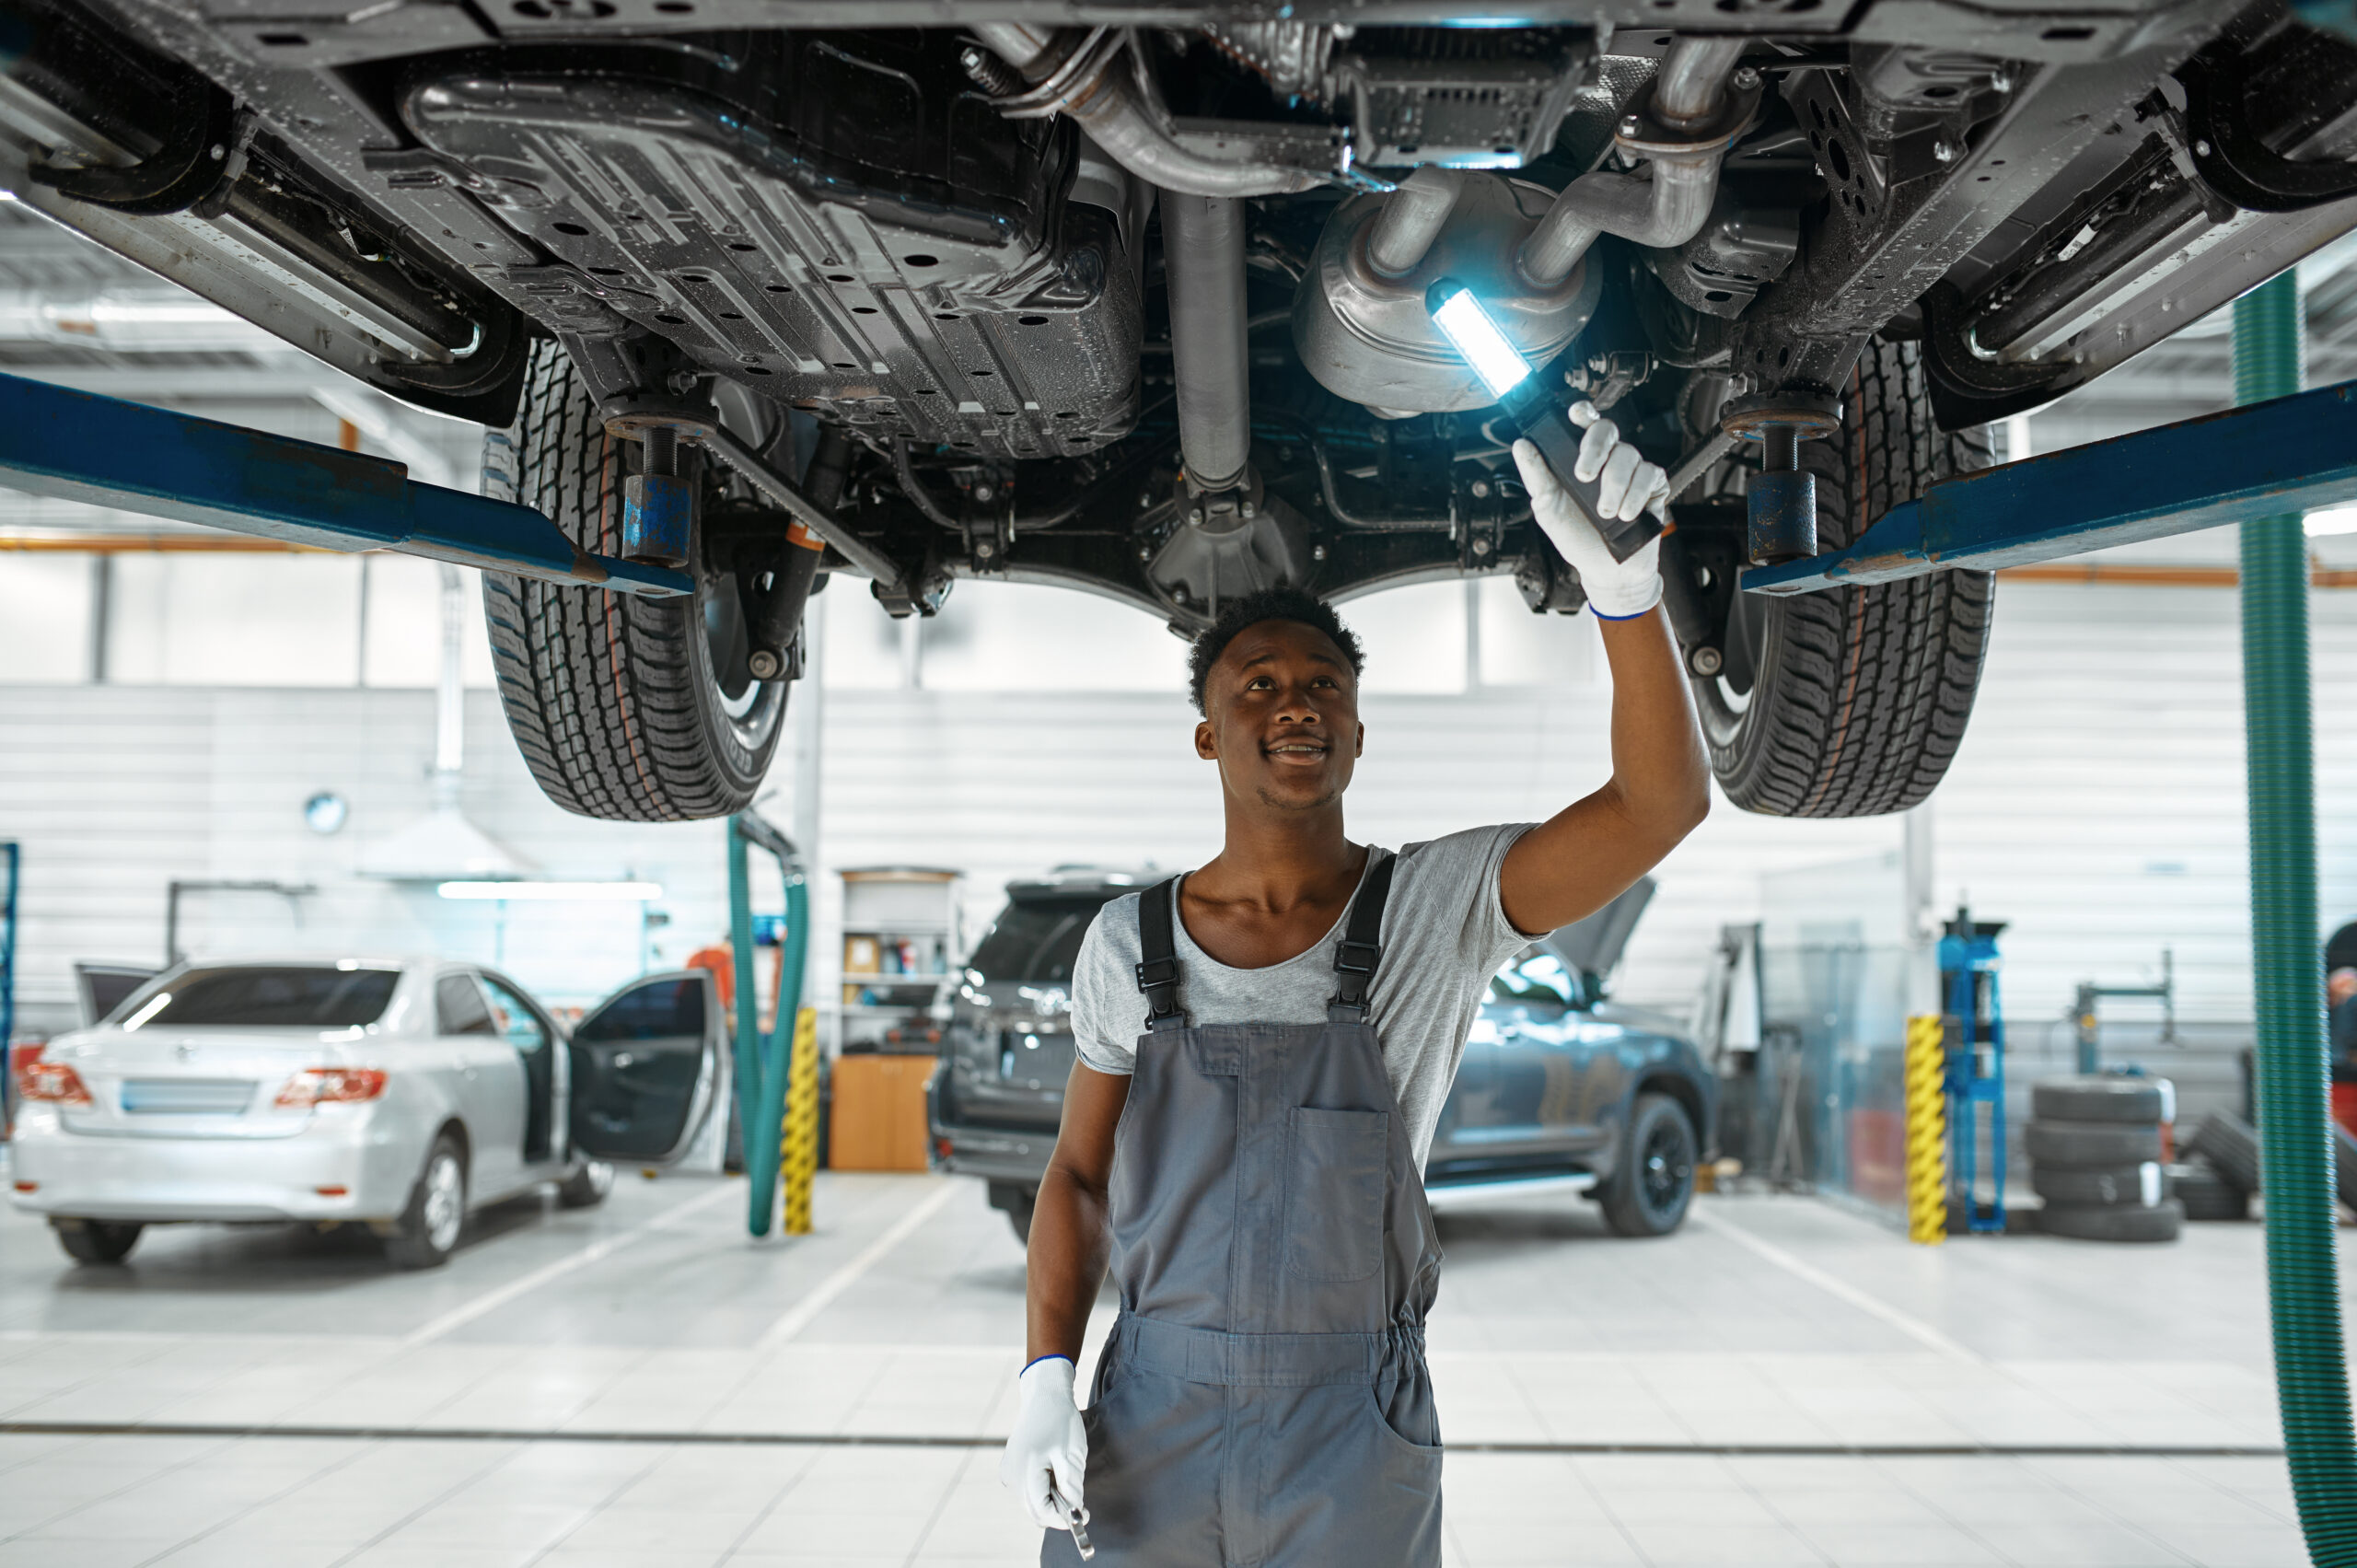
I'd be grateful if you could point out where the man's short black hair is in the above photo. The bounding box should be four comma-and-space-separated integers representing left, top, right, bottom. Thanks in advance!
1187, 587, 1364, 714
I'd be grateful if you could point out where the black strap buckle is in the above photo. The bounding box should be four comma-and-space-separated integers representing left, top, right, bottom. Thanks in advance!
1332, 938, 1380, 976
1134, 956, 1181, 993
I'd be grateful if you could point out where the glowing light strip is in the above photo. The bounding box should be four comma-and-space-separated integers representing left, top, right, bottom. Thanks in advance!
1429, 286, 1533, 401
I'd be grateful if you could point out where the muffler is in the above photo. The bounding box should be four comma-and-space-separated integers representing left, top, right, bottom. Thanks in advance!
1293, 38, 1758, 417
1293, 170, 1603, 416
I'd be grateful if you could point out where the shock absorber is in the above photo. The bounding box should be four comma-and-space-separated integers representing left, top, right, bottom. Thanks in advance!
744, 426, 851, 682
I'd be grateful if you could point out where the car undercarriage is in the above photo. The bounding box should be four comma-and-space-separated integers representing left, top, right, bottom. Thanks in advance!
1, 0, 2351, 820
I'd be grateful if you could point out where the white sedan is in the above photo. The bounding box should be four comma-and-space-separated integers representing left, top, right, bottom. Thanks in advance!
8, 958, 729, 1268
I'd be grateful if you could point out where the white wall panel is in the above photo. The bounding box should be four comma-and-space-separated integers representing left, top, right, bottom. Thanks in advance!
1936, 582, 2357, 1029
361, 556, 497, 690
1341, 580, 1467, 693
918, 583, 1187, 692
106, 554, 364, 686
1476, 576, 1599, 688
0, 555, 93, 682
9, 581, 2357, 1063
0, 687, 732, 1026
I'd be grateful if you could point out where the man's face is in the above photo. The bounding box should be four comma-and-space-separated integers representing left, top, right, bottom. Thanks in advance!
1195, 619, 1364, 813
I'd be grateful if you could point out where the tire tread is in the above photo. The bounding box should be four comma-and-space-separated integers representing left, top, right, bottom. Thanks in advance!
482, 342, 779, 822
1706, 341, 1994, 818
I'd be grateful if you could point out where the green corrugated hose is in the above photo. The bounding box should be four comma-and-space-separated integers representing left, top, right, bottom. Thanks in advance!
2235, 270, 2357, 1567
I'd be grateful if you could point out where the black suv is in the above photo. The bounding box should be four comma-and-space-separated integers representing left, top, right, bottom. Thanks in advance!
928, 870, 1716, 1240
6, 2, 2350, 825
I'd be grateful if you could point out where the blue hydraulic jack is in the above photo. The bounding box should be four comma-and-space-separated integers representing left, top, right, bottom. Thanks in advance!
1938, 907, 2009, 1236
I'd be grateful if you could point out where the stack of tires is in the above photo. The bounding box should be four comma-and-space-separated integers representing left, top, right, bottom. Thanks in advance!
2177, 1111, 2258, 1221
2025, 1076, 2184, 1242
2181, 1108, 2357, 1218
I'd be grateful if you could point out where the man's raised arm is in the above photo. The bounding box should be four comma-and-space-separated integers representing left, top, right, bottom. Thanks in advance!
1499, 411, 1712, 936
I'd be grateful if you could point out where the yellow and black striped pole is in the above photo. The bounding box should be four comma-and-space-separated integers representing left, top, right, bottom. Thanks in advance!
1904, 1015, 1947, 1246
781, 1007, 821, 1236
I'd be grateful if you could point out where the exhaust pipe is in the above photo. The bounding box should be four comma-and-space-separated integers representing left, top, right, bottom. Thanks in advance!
973, 24, 1318, 200
1655, 37, 1752, 129
1163, 192, 1253, 495
1366, 168, 1467, 278
1517, 37, 1755, 288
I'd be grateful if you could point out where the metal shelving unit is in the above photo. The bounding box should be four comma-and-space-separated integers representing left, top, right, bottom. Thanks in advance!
836, 866, 960, 1056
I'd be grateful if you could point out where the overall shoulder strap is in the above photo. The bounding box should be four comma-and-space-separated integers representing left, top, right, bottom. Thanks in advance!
1328, 851, 1398, 1025
1134, 877, 1190, 1031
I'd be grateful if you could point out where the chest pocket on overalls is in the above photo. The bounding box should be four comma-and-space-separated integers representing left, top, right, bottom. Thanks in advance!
1282, 1106, 1390, 1282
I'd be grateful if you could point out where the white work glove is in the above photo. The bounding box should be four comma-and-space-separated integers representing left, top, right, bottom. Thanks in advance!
1001, 1355, 1088, 1535
1512, 401, 1669, 621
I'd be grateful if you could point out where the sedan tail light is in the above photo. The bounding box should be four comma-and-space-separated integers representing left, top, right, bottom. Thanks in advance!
275, 1068, 388, 1107
16, 1058, 92, 1106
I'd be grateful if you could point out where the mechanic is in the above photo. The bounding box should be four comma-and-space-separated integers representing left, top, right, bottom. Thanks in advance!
998, 408, 1712, 1566
2329, 967, 2357, 1135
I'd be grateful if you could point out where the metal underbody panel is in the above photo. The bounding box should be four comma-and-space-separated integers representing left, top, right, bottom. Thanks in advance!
1740, 377, 2357, 595
398, 47, 1146, 463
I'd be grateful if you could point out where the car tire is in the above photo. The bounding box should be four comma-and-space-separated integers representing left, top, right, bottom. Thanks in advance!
385, 1134, 468, 1270
482, 340, 790, 821
2038, 1198, 2184, 1243
557, 1159, 614, 1209
2170, 1160, 2251, 1221
2030, 1076, 2166, 1125
52, 1218, 143, 1264
1598, 1093, 1698, 1237
2187, 1111, 2263, 1195
1692, 340, 1995, 817
2024, 1120, 2164, 1167
2028, 1162, 2167, 1207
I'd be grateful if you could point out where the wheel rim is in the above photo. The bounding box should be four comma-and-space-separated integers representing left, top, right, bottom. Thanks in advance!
580, 1161, 613, 1196
704, 572, 758, 708
1694, 584, 1770, 745
1641, 1120, 1692, 1217
700, 378, 790, 737
693, 560, 787, 752
424, 1152, 464, 1252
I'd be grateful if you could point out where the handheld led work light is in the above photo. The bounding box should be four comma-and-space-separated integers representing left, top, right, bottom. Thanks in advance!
1426, 279, 1665, 563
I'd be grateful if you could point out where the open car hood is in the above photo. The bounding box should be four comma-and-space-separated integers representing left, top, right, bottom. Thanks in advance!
1536, 877, 1654, 990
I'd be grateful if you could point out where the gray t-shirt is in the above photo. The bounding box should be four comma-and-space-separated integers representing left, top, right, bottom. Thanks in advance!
1070, 824, 1538, 1167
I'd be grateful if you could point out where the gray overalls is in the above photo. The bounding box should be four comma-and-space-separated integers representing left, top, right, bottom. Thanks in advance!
1045, 854, 1445, 1567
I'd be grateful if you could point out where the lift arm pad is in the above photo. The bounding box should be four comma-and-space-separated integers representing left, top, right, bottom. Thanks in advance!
0, 371, 690, 597
1743, 378, 2357, 596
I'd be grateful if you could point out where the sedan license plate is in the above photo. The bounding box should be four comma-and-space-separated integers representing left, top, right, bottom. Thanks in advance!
120, 1079, 255, 1115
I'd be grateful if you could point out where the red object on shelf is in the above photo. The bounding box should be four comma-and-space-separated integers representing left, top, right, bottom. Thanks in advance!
2331, 1081, 2357, 1139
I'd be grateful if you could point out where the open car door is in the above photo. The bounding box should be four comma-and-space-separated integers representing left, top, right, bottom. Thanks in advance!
75, 962, 159, 1027
567, 970, 725, 1165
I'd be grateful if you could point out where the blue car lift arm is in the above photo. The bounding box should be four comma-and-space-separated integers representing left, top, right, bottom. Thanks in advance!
1743, 377, 2357, 596
0, 369, 689, 597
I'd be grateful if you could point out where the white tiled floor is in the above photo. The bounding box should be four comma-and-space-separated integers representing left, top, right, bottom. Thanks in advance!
0, 1434, 2315, 1567
1, 1165, 2348, 1566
